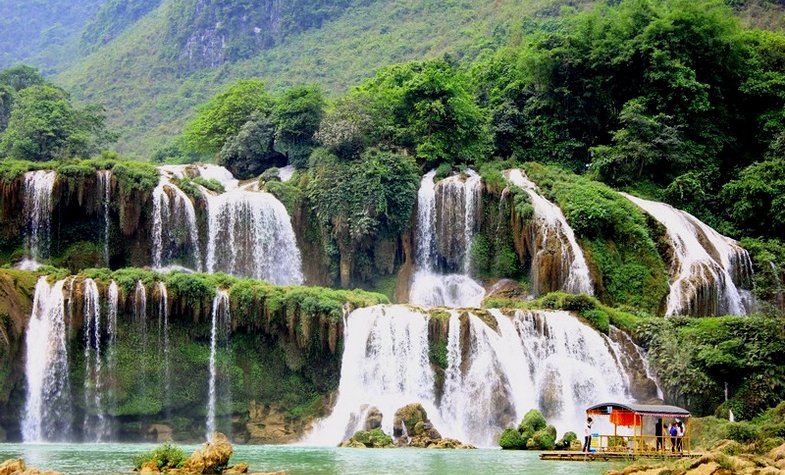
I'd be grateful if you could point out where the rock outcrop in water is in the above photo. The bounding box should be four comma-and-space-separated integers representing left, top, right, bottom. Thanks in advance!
339, 403, 474, 449
180, 432, 233, 474
0, 458, 61, 475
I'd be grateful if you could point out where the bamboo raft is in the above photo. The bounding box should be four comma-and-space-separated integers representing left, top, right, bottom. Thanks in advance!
540, 451, 703, 462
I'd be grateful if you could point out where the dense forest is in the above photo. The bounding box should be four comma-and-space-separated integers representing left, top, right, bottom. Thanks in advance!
0, 0, 785, 448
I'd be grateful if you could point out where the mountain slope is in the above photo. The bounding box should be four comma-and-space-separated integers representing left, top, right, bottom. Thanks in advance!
55, 0, 574, 157
0, 0, 105, 73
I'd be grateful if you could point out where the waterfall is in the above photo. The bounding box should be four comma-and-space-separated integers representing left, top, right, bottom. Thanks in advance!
205, 190, 303, 285
133, 281, 147, 338
409, 170, 486, 307
156, 282, 171, 410
622, 193, 754, 316
304, 305, 441, 445
206, 290, 231, 441
19, 170, 57, 269
97, 170, 112, 266
306, 305, 650, 447
22, 277, 73, 442
505, 169, 594, 295
151, 176, 202, 271
106, 281, 119, 431
82, 278, 109, 442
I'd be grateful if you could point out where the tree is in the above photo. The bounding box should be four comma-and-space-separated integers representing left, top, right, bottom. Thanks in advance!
722, 159, 785, 238
590, 99, 687, 186
182, 79, 273, 155
0, 84, 14, 133
354, 59, 489, 168
0, 84, 114, 161
217, 114, 286, 179
273, 85, 325, 169
0, 65, 45, 91
315, 95, 376, 160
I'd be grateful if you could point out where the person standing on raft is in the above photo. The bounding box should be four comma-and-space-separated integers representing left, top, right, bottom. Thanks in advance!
583, 417, 593, 452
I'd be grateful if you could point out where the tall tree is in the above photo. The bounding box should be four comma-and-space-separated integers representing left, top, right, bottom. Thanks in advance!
273, 85, 325, 169
182, 79, 273, 155
0, 84, 113, 161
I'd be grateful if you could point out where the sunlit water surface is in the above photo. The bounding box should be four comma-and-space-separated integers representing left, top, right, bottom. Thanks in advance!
0, 443, 626, 475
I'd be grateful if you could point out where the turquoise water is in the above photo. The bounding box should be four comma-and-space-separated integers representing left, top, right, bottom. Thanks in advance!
0, 444, 624, 475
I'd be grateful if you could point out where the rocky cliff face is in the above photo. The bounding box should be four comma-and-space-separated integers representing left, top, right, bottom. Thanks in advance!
166, 0, 367, 70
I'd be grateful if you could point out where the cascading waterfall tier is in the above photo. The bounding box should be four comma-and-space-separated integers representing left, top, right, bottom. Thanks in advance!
205, 189, 303, 285
82, 278, 110, 442
305, 304, 655, 447
97, 170, 112, 266
622, 193, 754, 316
156, 282, 171, 410
206, 290, 231, 441
22, 277, 73, 442
409, 170, 485, 307
19, 170, 57, 269
505, 169, 593, 295
151, 173, 203, 272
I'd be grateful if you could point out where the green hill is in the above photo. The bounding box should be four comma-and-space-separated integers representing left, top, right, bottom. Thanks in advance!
0, 0, 782, 157
54, 0, 585, 157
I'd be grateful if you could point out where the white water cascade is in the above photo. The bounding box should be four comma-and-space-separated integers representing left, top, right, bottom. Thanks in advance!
205, 189, 303, 285
82, 278, 109, 442
151, 175, 202, 271
505, 169, 594, 295
19, 170, 57, 269
206, 290, 231, 440
22, 277, 73, 442
106, 281, 119, 426
306, 304, 648, 447
409, 170, 485, 307
156, 282, 171, 409
97, 170, 112, 266
622, 193, 754, 316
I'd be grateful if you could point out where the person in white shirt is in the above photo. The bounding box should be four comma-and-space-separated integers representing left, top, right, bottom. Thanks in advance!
583, 417, 593, 452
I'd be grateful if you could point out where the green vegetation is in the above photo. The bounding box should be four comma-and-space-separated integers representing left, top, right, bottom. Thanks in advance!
0, 80, 115, 161
305, 147, 419, 286
637, 316, 785, 418
132, 441, 186, 471
522, 162, 669, 314
499, 409, 558, 450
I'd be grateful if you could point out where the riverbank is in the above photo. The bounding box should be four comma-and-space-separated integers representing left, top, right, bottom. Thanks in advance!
0, 444, 622, 475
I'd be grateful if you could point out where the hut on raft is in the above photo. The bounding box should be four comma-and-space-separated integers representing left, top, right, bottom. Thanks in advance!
584, 402, 692, 454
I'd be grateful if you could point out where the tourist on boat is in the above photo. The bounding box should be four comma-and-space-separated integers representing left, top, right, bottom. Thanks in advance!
655, 417, 664, 451
583, 417, 593, 452
676, 421, 684, 452
669, 422, 678, 452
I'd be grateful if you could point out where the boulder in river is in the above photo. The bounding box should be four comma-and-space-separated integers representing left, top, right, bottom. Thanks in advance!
0, 458, 62, 475
180, 433, 234, 474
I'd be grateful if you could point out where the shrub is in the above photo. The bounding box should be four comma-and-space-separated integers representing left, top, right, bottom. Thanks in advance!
726, 421, 760, 443
192, 177, 225, 193
499, 428, 525, 449
519, 409, 547, 439
132, 441, 186, 471
260, 167, 281, 183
